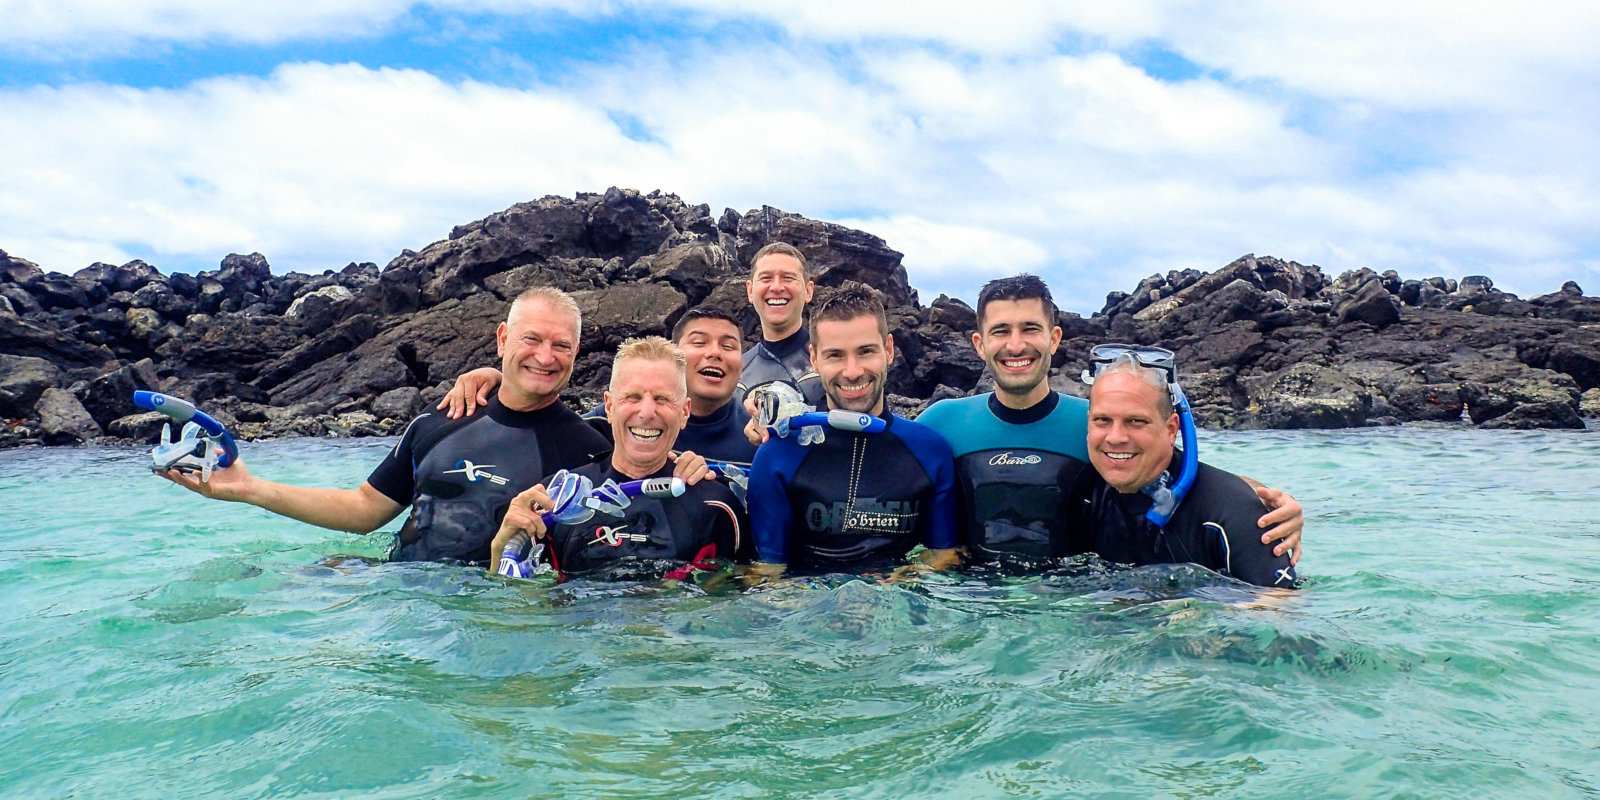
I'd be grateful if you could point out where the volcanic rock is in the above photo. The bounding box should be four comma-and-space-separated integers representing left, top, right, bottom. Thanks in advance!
1243, 364, 1372, 429
107, 411, 169, 442
371, 386, 423, 421
82, 359, 161, 428
1335, 279, 1402, 328
0, 355, 62, 418
35, 388, 102, 444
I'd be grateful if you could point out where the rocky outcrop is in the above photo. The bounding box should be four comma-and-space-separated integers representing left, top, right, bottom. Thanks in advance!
2, 194, 1598, 449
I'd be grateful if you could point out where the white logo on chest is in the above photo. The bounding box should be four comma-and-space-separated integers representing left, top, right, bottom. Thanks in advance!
590, 524, 650, 547
443, 459, 509, 485
988, 452, 1042, 467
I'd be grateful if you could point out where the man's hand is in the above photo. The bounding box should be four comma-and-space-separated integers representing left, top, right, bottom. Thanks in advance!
157, 457, 258, 503
488, 484, 551, 569
1255, 486, 1304, 566
741, 394, 770, 447
739, 561, 786, 588
671, 450, 715, 485
438, 367, 502, 419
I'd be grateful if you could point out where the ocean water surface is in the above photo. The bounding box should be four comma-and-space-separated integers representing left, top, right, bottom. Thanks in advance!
2, 427, 1598, 798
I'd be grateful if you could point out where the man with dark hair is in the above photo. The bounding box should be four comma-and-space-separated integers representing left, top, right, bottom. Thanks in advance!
745, 286, 959, 577
1064, 357, 1297, 588
160, 287, 612, 565
916, 274, 1304, 567
441, 304, 757, 465
738, 241, 825, 407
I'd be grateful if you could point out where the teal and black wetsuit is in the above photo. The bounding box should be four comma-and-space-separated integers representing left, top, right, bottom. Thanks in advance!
747, 413, 957, 572
737, 328, 825, 408
367, 398, 610, 564
1063, 462, 1298, 588
915, 392, 1091, 563
540, 460, 749, 581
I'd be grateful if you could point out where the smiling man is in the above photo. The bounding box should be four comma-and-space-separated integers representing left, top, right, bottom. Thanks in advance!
488, 336, 749, 580
737, 242, 825, 407
745, 286, 959, 576
915, 275, 1304, 567
1064, 358, 1298, 588
158, 286, 611, 565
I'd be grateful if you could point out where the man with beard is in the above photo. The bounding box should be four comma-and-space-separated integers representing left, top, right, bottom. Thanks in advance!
488, 337, 749, 581
1064, 357, 1297, 588
159, 287, 611, 565
745, 286, 959, 577
440, 305, 757, 466
916, 275, 1303, 566
737, 242, 826, 408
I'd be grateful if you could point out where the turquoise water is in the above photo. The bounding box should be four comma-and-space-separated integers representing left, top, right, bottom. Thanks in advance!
3, 428, 1599, 798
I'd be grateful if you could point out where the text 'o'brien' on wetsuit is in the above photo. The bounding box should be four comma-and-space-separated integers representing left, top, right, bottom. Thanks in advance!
367, 396, 611, 565
538, 460, 750, 581
916, 391, 1092, 564
747, 412, 958, 572
1062, 460, 1299, 589
585, 399, 756, 467
738, 327, 825, 409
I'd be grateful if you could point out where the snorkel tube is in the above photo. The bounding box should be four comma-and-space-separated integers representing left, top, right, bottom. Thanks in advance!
748, 382, 887, 444
1080, 344, 1197, 528
496, 471, 688, 578
132, 390, 240, 478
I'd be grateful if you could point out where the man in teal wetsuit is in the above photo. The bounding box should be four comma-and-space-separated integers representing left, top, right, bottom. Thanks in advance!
915, 275, 1304, 566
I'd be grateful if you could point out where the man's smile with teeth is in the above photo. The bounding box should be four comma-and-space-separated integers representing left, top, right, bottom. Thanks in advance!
1000, 356, 1035, 369
697, 367, 725, 378
1102, 451, 1135, 461
627, 426, 663, 440
765, 298, 789, 306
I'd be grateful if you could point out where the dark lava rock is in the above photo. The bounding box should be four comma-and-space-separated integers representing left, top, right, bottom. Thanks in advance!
1479, 401, 1583, 430
35, 388, 102, 444
82, 359, 161, 428
1243, 364, 1371, 429
371, 386, 423, 420
107, 411, 170, 442
0, 354, 62, 418
1336, 280, 1402, 328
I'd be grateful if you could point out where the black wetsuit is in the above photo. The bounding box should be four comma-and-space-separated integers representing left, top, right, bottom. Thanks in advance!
368, 397, 610, 564
541, 460, 750, 580
585, 400, 757, 466
738, 328, 825, 408
747, 413, 958, 572
1062, 461, 1298, 588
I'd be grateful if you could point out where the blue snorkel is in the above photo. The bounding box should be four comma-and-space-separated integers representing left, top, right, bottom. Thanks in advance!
132, 390, 240, 479
496, 471, 687, 579
1081, 344, 1197, 528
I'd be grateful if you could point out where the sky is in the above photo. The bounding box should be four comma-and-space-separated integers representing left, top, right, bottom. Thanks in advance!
1, 2, 1597, 313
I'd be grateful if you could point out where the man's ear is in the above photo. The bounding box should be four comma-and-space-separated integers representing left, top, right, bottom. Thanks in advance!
1166, 412, 1180, 443
969, 330, 984, 357
884, 333, 896, 364
495, 321, 508, 357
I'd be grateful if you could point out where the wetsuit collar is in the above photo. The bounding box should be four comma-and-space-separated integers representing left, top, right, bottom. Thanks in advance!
761, 327, 810, 359
603, 460, 675, 483
689, 399, 735, 427
987, 390, 1060, 426
485, 395, 578, 428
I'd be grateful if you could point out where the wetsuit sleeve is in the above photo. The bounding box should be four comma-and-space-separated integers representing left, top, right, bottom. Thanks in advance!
747, 440, 803, 564
364, 412, 441, 505
900, 421, 959, 551
1203, 469, 1298, 589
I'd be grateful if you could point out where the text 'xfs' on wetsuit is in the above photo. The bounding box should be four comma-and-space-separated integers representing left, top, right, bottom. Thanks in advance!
916, 391, 1091, 565
747, 413, 958, 572
738, 327, 825, 409
1063, 461, 1299, 588
368, 397, 610, 565
540, 460, 750, 581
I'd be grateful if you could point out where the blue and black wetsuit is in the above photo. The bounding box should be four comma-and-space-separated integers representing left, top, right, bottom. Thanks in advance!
1063, 462, 1298, 588
915, 392, 1091, 564
540, 460, 750, 581
747, 413, 958, 572
367, 397, 610, 564
585, 400, 756, 466
738, 328, 825, 409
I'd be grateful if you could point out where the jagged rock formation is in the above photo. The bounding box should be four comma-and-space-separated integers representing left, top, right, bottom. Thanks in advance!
3, 189, 1598, 450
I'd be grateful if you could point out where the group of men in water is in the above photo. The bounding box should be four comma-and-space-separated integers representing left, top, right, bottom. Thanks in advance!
160, 242, 1303, 588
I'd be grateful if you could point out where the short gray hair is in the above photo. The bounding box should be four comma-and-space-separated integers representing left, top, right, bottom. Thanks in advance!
1096, 355, 1174, 418
509, 286, 581, 336
609, 336, 688, 398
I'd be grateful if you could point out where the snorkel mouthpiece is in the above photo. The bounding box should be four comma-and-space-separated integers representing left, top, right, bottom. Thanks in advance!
1081, 344, 1198, 527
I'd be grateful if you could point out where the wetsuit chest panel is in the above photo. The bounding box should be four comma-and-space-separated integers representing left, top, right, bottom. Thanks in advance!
545, 462, 744, 579
739, 330, 825, 408
783, 433, 931, 568
403, 417, 548, 563
957, 449, 1088, 559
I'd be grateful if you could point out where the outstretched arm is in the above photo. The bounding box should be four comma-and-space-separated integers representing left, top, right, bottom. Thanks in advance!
159, 459, 404, 533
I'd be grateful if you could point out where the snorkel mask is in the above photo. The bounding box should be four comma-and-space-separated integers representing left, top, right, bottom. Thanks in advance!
1080, 344, 1198, 528
749, 382, 886, 445
133, 391, 240, 481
